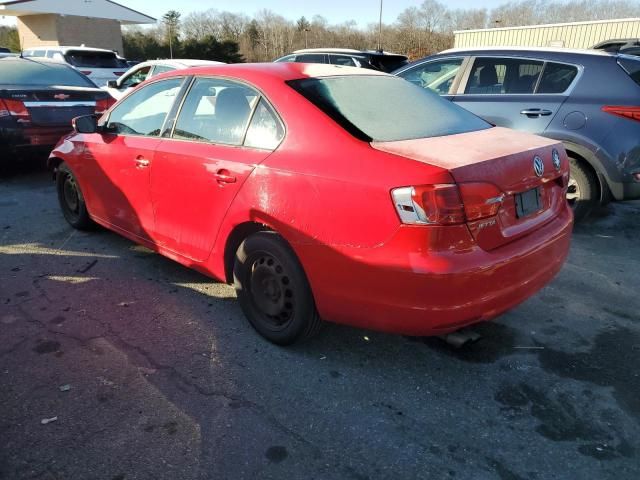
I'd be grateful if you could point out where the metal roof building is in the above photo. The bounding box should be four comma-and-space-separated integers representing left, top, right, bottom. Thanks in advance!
0, 0, 155, 54
454, 18, 640, 50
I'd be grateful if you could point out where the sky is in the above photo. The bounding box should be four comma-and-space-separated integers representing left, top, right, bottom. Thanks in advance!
0, 0, 509, 27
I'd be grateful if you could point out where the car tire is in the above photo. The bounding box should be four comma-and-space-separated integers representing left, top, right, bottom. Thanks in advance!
56, 162, 93, 230
567, 157, 598, 222
233, 231, 322, 345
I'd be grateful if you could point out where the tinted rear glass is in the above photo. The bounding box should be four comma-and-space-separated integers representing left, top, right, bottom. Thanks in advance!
537, 62, 579, 94
0, 59, 95, 87
372, 56, 409, 72
288, 75, 491, 142
65, 50, 126, 68
618, 56, 640, 86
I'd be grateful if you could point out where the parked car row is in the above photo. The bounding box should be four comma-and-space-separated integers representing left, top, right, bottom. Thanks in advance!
2, 40, 637, 346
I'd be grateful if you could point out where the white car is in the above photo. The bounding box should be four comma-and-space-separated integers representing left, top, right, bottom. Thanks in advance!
22, 46, 129, 86
103, 59, 225, 100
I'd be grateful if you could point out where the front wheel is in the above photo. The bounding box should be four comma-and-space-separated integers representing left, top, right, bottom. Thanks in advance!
233, 231, 322, 345
567, 157, 599, 222
56, 162, 93, 230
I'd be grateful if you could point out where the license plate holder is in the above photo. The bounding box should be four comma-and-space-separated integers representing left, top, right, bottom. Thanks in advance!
515, 187, 542, 218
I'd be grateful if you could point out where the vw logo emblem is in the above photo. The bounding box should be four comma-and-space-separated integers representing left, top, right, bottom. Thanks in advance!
552, 149, 561, 171
533, 156, 544, 177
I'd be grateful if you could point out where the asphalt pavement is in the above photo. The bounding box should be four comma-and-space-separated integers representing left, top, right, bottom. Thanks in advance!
1, 167, 639, 480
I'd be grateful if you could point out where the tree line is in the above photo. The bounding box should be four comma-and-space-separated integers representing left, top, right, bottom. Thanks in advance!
1, 0, 638, 60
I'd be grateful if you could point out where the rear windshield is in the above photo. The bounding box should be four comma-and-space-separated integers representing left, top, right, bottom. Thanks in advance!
372, 56, 409, 72
618, 56, 640, 86
0, 59, 95, 87
288, 75, 491, 142
64, 50, 127, 69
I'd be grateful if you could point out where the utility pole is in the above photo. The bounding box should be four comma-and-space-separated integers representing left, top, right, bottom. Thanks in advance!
377, 0, 383, 52
168, 25, 173, 59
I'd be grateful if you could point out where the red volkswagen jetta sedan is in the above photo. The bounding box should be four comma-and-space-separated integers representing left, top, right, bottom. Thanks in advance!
50, 63, 573, 345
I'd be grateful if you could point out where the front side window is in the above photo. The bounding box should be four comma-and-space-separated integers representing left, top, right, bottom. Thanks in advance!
289, 75, 491, 142
173, 78, 258, 145
465, 58, 544, 94
244, 99, 284, 150
120, 66, 151, 88
106, 78, 184, 136
537, 62, 579, 93
397, 58, 464, 94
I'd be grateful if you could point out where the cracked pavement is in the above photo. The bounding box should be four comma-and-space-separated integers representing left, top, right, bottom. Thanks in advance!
1, 168, 639, 480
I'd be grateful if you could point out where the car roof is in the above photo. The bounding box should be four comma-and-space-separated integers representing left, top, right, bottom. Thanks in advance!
0, 56, 72, 67
159, 62, 389, 82
292, 48, 406, 57
28, 46, 116, 54
440, 46, 614, 57
137, 59, 224, 68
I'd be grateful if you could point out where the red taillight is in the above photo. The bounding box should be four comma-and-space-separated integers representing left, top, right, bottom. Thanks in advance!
95, 97, 116, 115
392, 184, 466, 225
392, 182, 504, 226
0, 98, 31, 123
80, 70, 92, 76
113, 71, 125, 76
602, 105, 640, 122
458, 182, 504, 221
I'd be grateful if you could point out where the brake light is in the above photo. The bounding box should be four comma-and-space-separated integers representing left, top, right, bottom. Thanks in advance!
458, 182, 504, 221
95, 97, 116, 115
602, 105, 640, 122
0, 99, 31, 124
392, 184, 465, 225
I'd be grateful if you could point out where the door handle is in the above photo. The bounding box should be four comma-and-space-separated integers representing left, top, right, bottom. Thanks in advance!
520, 108, 553, 117
135, 157, 150, 168
215, 169, 236, 184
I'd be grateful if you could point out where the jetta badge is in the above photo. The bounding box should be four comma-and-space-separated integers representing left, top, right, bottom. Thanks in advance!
552, 149, 561, 171
533, 156, 544, 177
54, 94, 70, 100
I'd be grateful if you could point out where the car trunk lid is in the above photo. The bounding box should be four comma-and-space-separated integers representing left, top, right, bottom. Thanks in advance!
372, 127, 569, 250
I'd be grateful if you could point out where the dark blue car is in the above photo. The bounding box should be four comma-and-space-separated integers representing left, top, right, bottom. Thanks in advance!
394, 47, 640, 220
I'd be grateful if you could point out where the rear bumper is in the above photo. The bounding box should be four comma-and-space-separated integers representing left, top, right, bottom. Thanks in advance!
1, 126, 70, 153
298, 203, 573, 336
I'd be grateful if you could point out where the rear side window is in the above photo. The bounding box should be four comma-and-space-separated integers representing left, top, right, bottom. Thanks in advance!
289, 75, 491, 142
618, 57, 640, 86
152, 65, 175, 76
537, 62, 579, 93
65, 50, 126, 68
0, 60, 95, 87
244, 99, 284, 150
466, 58, 544, 94
173, 78, 258, 145
330, 55, 357, 67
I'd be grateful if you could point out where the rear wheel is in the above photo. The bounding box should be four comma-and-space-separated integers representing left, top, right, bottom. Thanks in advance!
56, 162, 92, 230
567, 157, 599, 222
233, 231, 322, 345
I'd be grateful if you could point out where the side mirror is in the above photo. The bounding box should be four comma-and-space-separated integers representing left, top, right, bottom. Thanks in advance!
72, 115, 98, 134
107, 80, 118, 88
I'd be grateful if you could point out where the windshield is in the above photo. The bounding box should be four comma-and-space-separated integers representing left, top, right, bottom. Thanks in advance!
0, 59, 96, 87
288, 75, 491, 142
64, 50, 127, 69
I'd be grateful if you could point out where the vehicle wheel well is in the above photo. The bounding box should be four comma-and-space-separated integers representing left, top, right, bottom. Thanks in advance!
48, 156, 63, 179
564, 149, 606, 202
224, 222, 272, 283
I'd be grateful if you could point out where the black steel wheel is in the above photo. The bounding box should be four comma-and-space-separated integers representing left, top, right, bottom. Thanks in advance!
56, 162, 92, 230
233, 231, 322, 345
